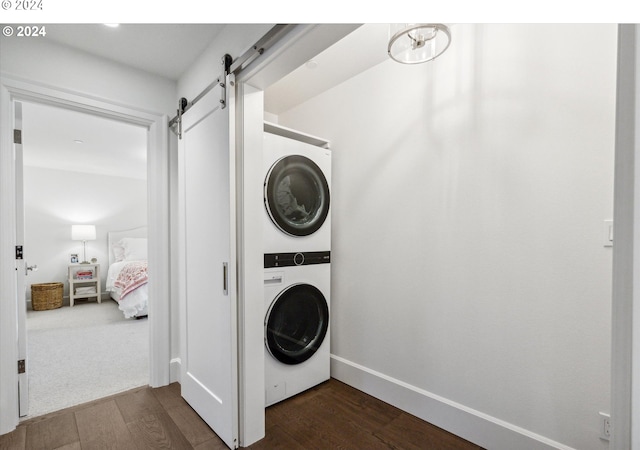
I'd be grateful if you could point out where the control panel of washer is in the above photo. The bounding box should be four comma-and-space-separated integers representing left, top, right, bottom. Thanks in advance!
264, 251, 330, 268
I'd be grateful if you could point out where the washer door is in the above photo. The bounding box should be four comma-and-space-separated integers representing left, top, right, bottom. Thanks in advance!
264, 155, 330, 237
265, 283, 329, 365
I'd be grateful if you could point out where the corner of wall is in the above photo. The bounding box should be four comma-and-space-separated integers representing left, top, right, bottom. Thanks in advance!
169, 358, 181, 384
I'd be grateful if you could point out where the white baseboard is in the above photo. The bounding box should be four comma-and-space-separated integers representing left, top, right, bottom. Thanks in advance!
330, 355, 574, 450
170, 357, 181, 384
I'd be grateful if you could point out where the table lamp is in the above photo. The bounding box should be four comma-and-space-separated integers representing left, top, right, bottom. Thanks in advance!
71, 224, 96, 264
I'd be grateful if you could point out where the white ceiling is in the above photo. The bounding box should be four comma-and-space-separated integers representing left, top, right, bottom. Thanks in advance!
43, 24, 226, 80
265, 24, 390, 114
22, 101, 148, 180
22, 24, 390, 178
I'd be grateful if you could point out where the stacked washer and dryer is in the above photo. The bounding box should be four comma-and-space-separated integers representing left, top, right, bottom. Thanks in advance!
263, 123, 331, 407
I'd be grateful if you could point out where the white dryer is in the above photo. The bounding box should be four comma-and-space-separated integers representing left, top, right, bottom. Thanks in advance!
264, 253, 330, 406
263, 123, 331, 254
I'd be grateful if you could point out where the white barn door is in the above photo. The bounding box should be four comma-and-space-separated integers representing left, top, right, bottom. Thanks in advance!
180, 75, 238, 449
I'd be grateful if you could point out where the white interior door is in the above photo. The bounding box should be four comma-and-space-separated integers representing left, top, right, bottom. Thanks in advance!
14, 101, 29, 417
180, 75, 238, 449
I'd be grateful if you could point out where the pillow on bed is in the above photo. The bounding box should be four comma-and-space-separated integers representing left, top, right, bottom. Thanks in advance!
112, 242, 126, 262
119, 237, 148, 261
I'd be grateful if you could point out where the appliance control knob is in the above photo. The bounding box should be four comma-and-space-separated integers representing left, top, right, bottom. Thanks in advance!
294, 253, 305, 266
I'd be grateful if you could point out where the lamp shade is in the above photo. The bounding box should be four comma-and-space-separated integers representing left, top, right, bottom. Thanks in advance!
71, 225, 96, 241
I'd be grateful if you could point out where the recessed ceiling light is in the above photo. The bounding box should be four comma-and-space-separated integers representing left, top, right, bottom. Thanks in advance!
74, 139, 84, 144
305, 60, 318, 70
104, 24, 120, 28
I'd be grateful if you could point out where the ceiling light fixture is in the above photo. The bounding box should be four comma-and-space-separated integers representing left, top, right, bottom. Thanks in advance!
73, 139, 84, 144
388, 23, 451, 64
104, 23, 120, 28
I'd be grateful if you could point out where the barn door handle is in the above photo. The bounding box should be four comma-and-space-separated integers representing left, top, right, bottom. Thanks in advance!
223, 262, 228, 296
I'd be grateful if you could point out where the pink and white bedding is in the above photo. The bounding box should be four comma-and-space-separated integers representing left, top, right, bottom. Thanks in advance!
106, 261, 148, 318
114, 261, 148, 298
106, 228, 149, 319
107, 261, 149, 318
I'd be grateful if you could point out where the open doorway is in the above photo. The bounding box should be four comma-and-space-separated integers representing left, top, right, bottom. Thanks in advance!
0, 69, 170, 437
20, 100, 149, 418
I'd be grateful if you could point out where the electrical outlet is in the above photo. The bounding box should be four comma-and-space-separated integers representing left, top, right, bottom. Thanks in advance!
599, 412, 611, 441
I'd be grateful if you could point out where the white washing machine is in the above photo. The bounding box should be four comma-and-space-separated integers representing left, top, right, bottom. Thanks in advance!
264, 254, 330, 406
263, 123, 331, 254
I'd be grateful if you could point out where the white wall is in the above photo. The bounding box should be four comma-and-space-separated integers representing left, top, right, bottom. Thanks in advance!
274, 24, 616, 450
0, 37, 176, 115
0, 35, 175, 434
23, 166, 147, 304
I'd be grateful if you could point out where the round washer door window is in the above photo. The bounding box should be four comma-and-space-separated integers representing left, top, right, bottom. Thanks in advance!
265, 283, 329, 365
264, 155, 330, 237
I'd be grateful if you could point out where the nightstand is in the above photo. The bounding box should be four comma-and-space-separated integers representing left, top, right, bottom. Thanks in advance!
68, 263, 101, 307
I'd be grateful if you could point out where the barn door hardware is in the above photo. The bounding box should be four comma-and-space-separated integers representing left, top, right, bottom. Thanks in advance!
174, 97, 188, 139
227, 24, 294, 74
168, 23, 295, 138
218, 53, 233, 110
169, 54, 232, 139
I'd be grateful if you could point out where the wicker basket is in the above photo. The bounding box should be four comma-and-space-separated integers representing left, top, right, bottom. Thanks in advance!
31, 282, 63, 311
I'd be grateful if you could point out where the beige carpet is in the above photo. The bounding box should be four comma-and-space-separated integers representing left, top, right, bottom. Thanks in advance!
24, 300, 149, 418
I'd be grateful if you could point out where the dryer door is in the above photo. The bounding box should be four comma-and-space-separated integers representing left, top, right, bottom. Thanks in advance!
264, 155, 330, 237
265, 283, 329, 365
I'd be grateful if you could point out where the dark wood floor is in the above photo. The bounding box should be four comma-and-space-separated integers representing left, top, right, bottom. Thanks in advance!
0, 379, 483, 449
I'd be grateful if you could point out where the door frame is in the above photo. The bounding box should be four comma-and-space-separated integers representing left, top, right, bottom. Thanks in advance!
0, 75, 171, 435
13, 100, 27, 417
232, 24, 358, 446
611, 24, 640, 450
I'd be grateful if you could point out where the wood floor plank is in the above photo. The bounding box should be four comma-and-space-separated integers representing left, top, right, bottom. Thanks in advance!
164, 400, 217, 447
376, 412, 484, 450
322, 380, 403, 429
115, 387, 164, 424
24, 412, 79, 450
307, 390, 395, 449
53, 442, 81, 450
151, 383, 185, 411
263, 382, 328, 430
19, 385, 148, 427
0, 426, 26, 450
247, 424, 306, 450
74, 400, 137, 450
193, 436, 230, 450
267, 386, 391, 449
127, 411, 193, 449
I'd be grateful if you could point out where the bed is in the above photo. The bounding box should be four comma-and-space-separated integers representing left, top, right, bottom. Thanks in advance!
105, 226, 149, 319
